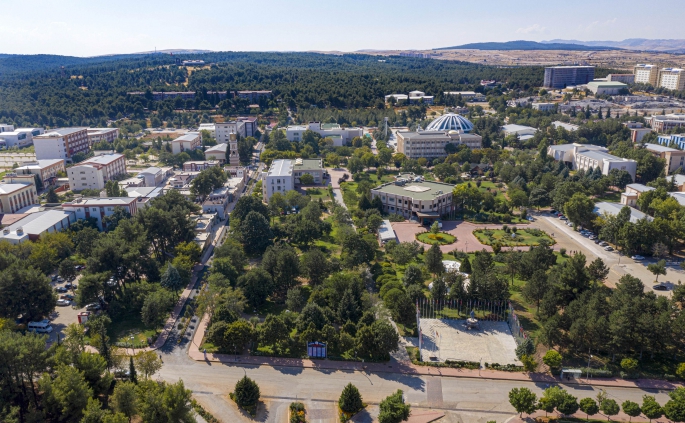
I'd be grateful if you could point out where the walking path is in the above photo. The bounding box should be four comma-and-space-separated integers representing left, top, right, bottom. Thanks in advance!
187, 314, 682, 391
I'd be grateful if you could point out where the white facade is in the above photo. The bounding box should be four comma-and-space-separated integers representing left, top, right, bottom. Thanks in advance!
171, 132, 202, 155
198, 123, 216, 138
285, 122, 363, 146
263, 159, 294, 202
586, 81, 627, 95
502, 124, 537, 137
67, 153, 126, 191
215, 122, 242, 165
0, 129, 37, 148
548, 143, 637, 180
62, 197, 139, 230
0, 124, 15, 133
658, 68, 685, 91
204, 143, 228, 163
33, 128, 89, 161
15, 159, 65, 185
634, 64, 659, 85
137, 166, 164, 187
0, 210, 74, 244
532, 102, 556, 112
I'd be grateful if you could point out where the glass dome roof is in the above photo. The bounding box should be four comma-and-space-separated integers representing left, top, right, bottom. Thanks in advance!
425, 113, 474, 133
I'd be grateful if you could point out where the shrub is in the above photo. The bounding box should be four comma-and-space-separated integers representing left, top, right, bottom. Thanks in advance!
676, 362, 685, 379
621, 358, 639, 373
542, 350, 562, 370
560, 247, 567, 256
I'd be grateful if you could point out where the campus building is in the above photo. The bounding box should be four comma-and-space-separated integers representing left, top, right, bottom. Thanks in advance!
33, 128, 90, 161
658, 68, 685, 91
171, 132, 202, 155
0, 182, 38, 213
606, 74, 635, 84
642, 143, 685, 174
547, 143, 637, 180
204, 143, 228, 163
532, 102, 556, 112
67, 153, 127, 191
262, 158, 323, 202
647, 114, 685, 133
586, 81, 627, 95
62, 197, 139, 231
215, 122, 242, 165
657, 134, 685, 150
182, 160, 219, 172
623, 122, 652, 142
634, 64, 660, 85
370, 174, 454, 223
285, 122, 363, 146
136, 166, 166, 187
15, 159, 65, 186
385, 90, 434, 105
543, 66, 595, 88
0, 128, 41, 148
87, 128, 119, 144
620, 183, 655, 208
396, 113, 481, 159
236, 90, 272, 102
443, 91, 485, 102
0, 210, 74, 244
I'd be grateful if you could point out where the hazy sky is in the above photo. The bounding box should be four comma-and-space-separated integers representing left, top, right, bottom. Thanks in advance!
1, 0, 683, 57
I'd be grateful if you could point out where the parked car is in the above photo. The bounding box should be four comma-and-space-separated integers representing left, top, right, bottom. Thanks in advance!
55, 286, 68, 293
566, 222, 573, 227
86, 303, 101, 311
60, 294, 75, 301
599, 241, 608, 247
560, 216, 568, 220
653, 284, 669, 291
527, 216, 535, 222
589, 235, 596, 240
56, 299, 70, 306
604, 246, 614, 251
594, 239, 601, 244
65, 283, 76, 290
550, 210, 556, 215
631, 255, 645, 261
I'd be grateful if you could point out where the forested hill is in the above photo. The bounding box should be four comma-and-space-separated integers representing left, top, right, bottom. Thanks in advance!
0, 53, 146, 76
436, 40, 619, 51
0, 51, 545, 128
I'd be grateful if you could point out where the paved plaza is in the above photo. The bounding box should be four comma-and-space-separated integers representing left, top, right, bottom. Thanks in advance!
419, 318, 522, 366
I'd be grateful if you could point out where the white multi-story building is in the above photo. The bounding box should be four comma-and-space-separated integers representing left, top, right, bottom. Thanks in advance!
0, 124, 15, 133
285, 122, 363, 146
370, 175, 454, 224
33, 128, 90, 161
0, 210, 74, 244
67, 153, 127, 191
215, 122, 243, 165
15, 159, 65, 186
198, 123, 216, 138
548, 143, 637, 180
204, 143, 228, 163
657, 68, 685, 91
634, 64, 660, 85
647, 114, 685, 133
171, 132, 202, 155
443, 91, 485, 102
62, 197, 139, 230
262, 158, 323, 202
136, 166, 165, 187
385, 91, 433, 105
532, 102, 556, 112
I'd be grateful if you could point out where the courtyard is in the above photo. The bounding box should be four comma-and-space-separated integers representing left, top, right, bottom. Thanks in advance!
419, 318, 522, 366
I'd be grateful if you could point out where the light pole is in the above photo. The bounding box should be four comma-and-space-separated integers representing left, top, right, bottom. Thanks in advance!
586, 352, 592, 381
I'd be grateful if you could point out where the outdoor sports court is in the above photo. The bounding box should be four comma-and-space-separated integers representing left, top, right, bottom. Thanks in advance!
419, 318, 522, 366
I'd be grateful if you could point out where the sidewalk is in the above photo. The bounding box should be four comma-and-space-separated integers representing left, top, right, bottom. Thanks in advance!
188, 314, 682, 391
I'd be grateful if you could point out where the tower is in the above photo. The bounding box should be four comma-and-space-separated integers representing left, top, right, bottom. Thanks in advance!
229, 133, 239, 165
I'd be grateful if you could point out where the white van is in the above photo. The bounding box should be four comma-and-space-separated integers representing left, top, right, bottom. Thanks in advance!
27, 320, 53, 333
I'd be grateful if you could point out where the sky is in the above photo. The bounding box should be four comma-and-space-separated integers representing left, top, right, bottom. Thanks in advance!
1, 0, 684, 57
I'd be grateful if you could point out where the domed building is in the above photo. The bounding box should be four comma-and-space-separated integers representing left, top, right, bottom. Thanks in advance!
396, 113, 482, 160
424, 113, 474, 133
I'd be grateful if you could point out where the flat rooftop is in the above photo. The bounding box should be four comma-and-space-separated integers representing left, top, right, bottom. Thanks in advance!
644, 143, 681, 153
15, 159, 64, 170
293, 158, 323, 171
267, 159, 293, 177
372, 179, 453, 201
36, 127, 87, 137
581, 150, 632, 162
173, 132, 200, 142
0, 183, 31, 195
81, 153, 123, 166
594, 201, 653, 223
2, 210, 74, 235
63, 197, 136, 207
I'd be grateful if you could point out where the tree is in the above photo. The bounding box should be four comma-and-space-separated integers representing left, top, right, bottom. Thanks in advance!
522, 269, 548, 313
564, 192, 595, 227
579, 398, 600, 421
238, 268, 273, 308
339, 383, 363, 414
234, 376, 260, 408
664, 387, 685, 423
58, 257, 77, 281
259, 314, 292, 353
141, 289, 176, 327
378, 389, 411, 423
460, 257, 472, 274
508, 387, 537, 417
300, 249, 329, 286
542, 350, 562, 370
402, 264, 424, 286
134, 350, 162, 380
111, 380, 138, 420
0, 263, 56, 322
299, 173, 314, 185
587, 258, 609, 282
601, 398, 620, 421
622, 400, 641, 422
160, 262, 184, 292
129, 356, 137, 383
557, 393, 580, 416
46, 186, 59, 203
425, 243, 445, 275
642, 395, 663, 422
238, 211, 273, 254
40, 365, 93, 421
647, 259, 666, 283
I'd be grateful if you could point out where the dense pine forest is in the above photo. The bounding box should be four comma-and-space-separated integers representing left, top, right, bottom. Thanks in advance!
0, 52, 547, 128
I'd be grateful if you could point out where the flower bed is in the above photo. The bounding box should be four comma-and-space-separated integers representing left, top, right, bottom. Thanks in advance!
416, 231, 456, 245
289, 402, 306, 423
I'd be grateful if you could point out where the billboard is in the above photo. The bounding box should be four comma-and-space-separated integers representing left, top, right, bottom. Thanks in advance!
307, 341, 326, 358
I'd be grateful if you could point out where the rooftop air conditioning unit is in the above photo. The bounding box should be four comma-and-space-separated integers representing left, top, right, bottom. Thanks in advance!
15, 227, 23, 235
2, 228, 9, 235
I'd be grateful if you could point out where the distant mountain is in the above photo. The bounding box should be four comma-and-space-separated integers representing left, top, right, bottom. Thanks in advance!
436, 40, 619, 51
543, 39, 685, 53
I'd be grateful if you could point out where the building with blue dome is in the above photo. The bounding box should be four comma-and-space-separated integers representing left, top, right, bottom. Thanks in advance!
424, 113, 474, 133
396, 113, 481, 159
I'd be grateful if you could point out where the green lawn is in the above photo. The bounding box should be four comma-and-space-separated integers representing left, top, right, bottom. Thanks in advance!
416, 231, 457, 245
594, 190, 621, 202
305, 187, 331, 201
109, 315, 161, 349
473, 229, 554, 247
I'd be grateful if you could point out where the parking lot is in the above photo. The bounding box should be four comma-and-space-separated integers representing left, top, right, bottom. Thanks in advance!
45, 271, 88, 345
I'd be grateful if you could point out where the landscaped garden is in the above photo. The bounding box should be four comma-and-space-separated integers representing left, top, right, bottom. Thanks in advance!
416, 231, 456, 245
473, 226, 554, 247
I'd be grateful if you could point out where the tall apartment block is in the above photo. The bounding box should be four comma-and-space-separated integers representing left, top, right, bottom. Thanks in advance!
634, 64, 660, 85
658, 68, 685, 91
543, 66, 595, 88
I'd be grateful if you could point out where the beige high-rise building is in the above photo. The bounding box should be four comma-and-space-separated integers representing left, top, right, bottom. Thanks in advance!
633, 64, 660, 85
658, 68, 685, 91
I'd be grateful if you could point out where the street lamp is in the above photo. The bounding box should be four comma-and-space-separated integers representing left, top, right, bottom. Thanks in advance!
587, 353, 593, 381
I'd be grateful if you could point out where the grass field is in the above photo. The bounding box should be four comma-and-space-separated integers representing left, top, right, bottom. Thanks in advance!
109, 316, 161, 349
473, 228, 555, 247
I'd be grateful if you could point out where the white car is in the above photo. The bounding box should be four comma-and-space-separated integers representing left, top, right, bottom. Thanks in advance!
56, 299, 70, 306
631, 255, 645, 260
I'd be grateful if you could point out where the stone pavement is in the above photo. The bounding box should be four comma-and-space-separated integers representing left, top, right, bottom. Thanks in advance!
188, 314, 683, 391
